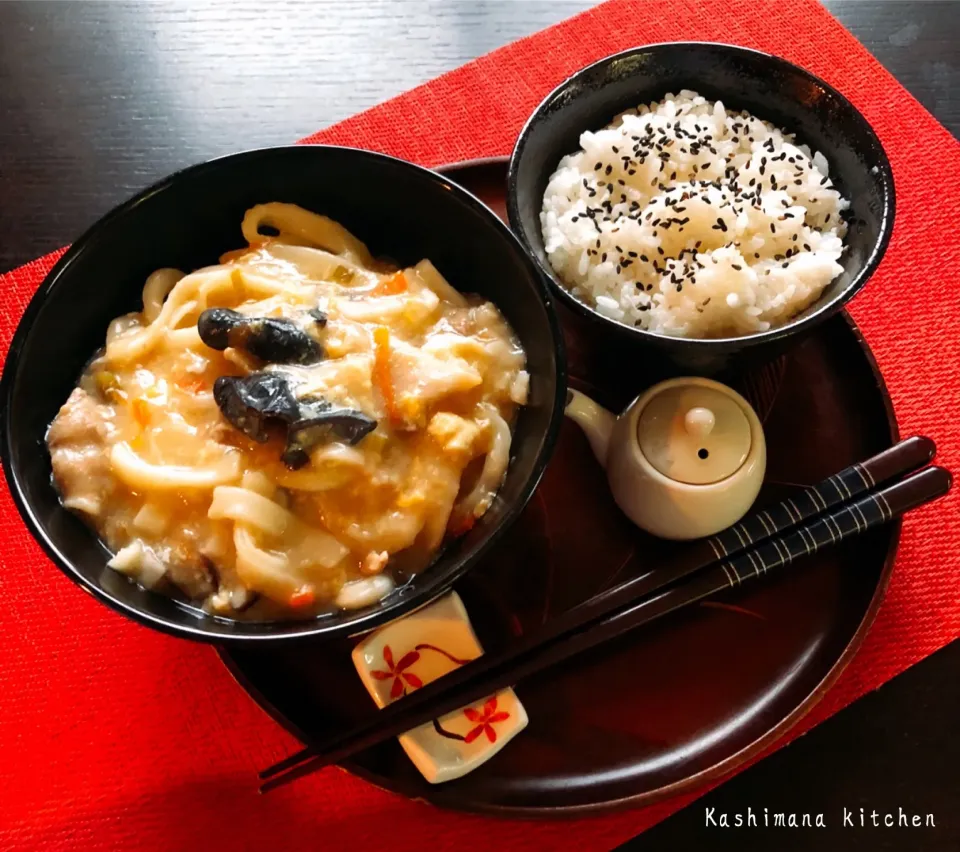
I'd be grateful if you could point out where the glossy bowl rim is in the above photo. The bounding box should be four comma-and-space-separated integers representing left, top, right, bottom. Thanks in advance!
0, 144, 568, 644
506, 40, 897, 353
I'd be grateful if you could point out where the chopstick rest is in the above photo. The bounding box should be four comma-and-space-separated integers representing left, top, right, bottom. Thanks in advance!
352, 592, 528, 783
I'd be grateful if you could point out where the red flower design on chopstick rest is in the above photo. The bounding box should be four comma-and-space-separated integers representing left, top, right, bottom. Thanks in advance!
370, 645, 423, 699
462, 696, 511, 744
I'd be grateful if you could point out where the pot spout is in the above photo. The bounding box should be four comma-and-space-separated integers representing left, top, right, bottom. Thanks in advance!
564, 389, 617, 467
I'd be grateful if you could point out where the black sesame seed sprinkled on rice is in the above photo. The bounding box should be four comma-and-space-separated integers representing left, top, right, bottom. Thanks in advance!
770, 223, 776, 233
605, 165, 613, 175
640, 254, 649, 262
732, 264, 742, 271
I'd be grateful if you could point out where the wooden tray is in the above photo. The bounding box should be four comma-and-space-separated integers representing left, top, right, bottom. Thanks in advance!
219, 157, 900, 815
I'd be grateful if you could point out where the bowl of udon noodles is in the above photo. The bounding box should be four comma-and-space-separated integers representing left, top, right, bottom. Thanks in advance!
0, 146, 566, 643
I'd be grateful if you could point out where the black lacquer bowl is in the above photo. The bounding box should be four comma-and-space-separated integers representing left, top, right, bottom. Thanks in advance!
0, 145, 566, 644
508, 42, 895, 375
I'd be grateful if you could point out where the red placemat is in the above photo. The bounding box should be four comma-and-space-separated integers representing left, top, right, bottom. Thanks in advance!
1, 1, 958, 849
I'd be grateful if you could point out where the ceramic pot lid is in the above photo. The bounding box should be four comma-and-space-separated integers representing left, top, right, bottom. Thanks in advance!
636, 383, 752, 485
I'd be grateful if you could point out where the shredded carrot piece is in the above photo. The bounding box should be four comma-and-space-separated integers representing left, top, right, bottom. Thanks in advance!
373, 271, 408, 296
447, 514, 476, 538
373, 326, 400, 423
176, 373, 207, 394
288, 587, 316, 608
131, 398, 151, 428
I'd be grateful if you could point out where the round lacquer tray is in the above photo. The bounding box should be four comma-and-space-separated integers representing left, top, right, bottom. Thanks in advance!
219, 157, 900, 815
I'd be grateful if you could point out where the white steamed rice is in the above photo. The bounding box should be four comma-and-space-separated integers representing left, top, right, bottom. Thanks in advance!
540, 90, 850, 337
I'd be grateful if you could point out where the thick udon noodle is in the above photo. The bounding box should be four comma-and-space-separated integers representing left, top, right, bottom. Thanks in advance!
47, 203, 528, 619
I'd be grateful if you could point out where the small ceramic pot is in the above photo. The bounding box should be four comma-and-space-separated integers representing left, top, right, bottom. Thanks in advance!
566, 377, 766, 539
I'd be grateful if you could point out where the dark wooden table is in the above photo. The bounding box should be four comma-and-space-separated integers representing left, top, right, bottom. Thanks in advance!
0, 2, 956, 849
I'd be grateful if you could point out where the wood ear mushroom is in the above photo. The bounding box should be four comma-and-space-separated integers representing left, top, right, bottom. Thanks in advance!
198, 307, 324, 364
213, 373, 377, 469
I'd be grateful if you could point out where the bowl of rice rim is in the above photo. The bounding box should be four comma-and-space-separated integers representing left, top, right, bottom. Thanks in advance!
507, 42, 895, 374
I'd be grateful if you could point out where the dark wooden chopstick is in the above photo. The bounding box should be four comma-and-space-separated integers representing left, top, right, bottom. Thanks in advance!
260, 437, 932, 784
587, 435, 935, 612
260, 437, 934, 786
260, 457, 948, 793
